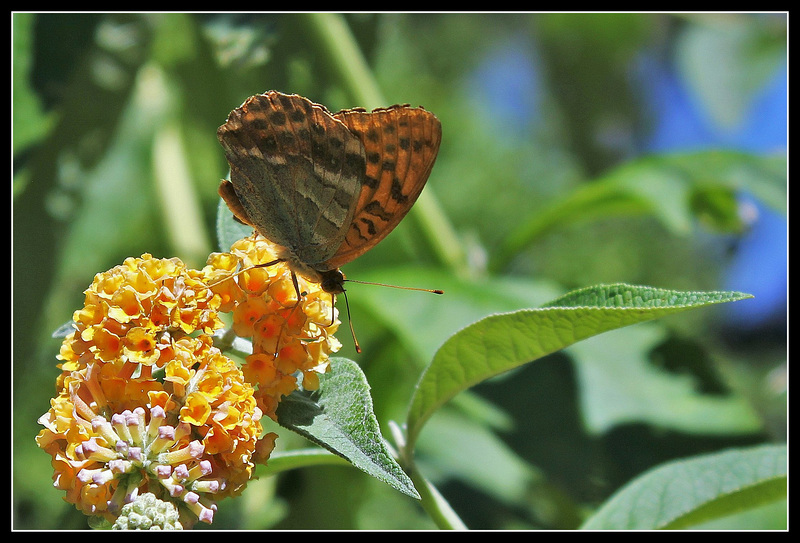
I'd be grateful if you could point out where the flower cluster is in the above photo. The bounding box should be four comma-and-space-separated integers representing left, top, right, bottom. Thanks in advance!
36, 337, 262, 526
56, 255, 222, 376
37, 243, 339, 528
203, 236, 342, 419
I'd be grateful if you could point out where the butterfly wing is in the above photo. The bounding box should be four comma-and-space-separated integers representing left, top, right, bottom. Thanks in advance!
217, 91, 367, 267
326, 105, 442, 270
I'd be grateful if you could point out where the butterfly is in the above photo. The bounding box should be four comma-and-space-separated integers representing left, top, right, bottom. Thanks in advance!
216, 91, 442, 299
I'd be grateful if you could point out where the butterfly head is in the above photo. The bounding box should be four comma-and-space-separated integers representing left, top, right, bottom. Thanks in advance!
318, 269, 346, 294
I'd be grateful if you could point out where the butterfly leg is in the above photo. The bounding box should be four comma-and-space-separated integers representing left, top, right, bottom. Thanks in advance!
289, 270, 309, 302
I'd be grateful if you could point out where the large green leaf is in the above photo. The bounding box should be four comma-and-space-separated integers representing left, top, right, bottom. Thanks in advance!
580, 444, 787, 530
569, 324, 762, 435
275, 357, 419, 499
405, 283, 752, 450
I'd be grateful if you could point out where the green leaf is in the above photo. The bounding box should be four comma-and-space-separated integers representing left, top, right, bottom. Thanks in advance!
416, 409, 539, 506
492, 151, 786, 272
569, 324, 762, 435
580, 444, 787, 530
275, 357, 419, 499
12, 13, 54, 156
405, 283, 752, 450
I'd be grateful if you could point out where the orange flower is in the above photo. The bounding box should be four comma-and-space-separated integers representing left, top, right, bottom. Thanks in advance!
59, 254, 223, 376
202, 236, 341, 418
37, 255, 271, 527
38, 242, 339, 527
36, 337, 266, 527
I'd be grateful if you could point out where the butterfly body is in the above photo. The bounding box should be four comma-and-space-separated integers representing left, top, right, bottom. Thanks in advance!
217, 91, 442, 294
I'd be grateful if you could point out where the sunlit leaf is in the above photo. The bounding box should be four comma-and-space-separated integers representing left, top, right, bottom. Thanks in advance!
405, 284, 753, 449
580, 444, 787, 529
276, 357, 419, 499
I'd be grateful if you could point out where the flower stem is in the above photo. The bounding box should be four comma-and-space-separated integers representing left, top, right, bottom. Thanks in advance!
409, 466, 468, 530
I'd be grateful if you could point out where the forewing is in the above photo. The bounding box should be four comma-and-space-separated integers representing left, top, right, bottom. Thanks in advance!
217, 91, 366, 265
327, 105, 442, 269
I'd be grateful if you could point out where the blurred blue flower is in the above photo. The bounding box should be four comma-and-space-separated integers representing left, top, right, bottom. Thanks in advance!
465, 36, 540, 138
640, 57, 787, 330
467, 33, 786, 331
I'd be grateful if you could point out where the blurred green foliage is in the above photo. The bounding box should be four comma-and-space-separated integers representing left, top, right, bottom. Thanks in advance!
13, 13, 785, 530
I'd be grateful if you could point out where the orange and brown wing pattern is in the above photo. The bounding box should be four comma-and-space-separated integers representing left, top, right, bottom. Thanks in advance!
327, 105, 442, 269
217, 91, 366, 266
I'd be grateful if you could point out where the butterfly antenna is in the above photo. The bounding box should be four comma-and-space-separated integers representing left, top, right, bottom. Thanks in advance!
337, 280, 440, 354
341, 290, 362, 353
344, 279, 444, 295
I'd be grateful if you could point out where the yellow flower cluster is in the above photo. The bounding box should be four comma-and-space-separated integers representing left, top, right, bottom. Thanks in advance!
37, 242, 342, 527
57, 254, 222, 375
37, 336, 263, 526
203, 236, 342, 419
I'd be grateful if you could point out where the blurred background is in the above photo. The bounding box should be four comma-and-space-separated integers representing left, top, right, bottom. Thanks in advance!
13, 13, 786, 529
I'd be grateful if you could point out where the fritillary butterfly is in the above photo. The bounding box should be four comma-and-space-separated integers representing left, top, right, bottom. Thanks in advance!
216, 90, 442, 295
